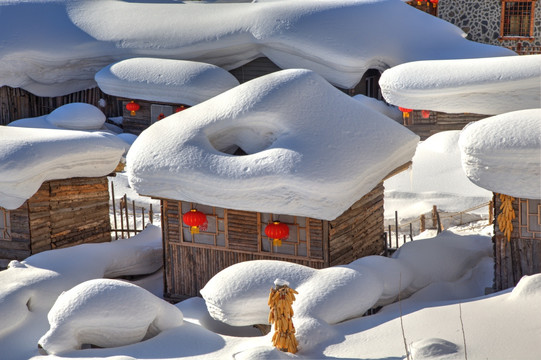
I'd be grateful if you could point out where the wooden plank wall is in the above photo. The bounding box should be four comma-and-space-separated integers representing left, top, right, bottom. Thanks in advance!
229, 57, 282, 84
121, 99, 152, 135
0, 204, 32, 268
0, 177, 111, 269
328, 182, 385, 266
161, 199, 327, 300
493, 194, 541, 291
0, 86, 122, 125
46, 177, 111, 249
405, 111, 488, 140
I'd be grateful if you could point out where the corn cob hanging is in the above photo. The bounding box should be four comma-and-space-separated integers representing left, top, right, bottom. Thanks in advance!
268, 280, 298, 354
497, 193, 515, 242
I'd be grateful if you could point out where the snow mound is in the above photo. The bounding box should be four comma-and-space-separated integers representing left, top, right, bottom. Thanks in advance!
0, 0, 513, 96
46, 102, 106, 130
410, 338, 459, 359
384, 131, 491, 220
127, 69, 419, 220
0, 225, 162, 338
201, 231, 491, 329
38, 279, 183, 355
510, 274, 541, 300
379, 54, 539, 115
459, 109, 541, 199
95, 58, 240, 105
0, 127, 126, 209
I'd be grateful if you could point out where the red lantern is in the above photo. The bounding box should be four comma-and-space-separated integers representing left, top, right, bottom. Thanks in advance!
175, 105, 187, 112
126, 101, 140, 116
429, 0, 438, 7
421, 110, 431, 119
265, 221, 289, 246
398, 106, 413, 119
183, 209, 207, 234
157, 113, 165, 121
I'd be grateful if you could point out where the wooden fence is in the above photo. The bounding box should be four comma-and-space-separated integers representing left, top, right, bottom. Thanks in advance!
385, 202, 492, 253
109, 181, 157, 240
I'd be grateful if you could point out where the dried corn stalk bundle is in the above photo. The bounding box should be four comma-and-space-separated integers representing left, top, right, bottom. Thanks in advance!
268, 280, 298, 353
497, 193, 515, 241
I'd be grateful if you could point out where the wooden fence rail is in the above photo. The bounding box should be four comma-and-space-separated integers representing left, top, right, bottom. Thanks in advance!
385, 201, 492, 252
110, 181, 155, 240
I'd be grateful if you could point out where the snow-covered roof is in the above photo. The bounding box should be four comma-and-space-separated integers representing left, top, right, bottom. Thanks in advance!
127, 69, 419, 220
458, 109, 541, 199
0, 0, 514, 97
0, 127, 126, 210
95, 58, 240, 105
379, 54, 541, 115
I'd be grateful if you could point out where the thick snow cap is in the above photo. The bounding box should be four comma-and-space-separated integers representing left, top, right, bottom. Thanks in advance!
0, 0, 514, 96
459, 109, 541, 199
379, 55, 540, 115
0, 127, 126, 210
95, 58, 240, 105
127, 69, 419, 220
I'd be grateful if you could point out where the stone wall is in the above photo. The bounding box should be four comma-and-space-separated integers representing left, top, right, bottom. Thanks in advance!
438, 0, 541, 50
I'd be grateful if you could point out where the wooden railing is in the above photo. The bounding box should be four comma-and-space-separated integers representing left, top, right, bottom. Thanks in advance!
385, 202, 493, 252
109, 181, 156, 240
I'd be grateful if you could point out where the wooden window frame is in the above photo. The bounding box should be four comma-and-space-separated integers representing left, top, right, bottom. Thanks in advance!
500, 0, 537, 41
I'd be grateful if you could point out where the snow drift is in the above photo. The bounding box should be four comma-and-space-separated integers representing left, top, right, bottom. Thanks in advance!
0, 0, 514, 96
379, 54, 540, 115
0, 126, 126, 210
201, 231, 492, 327
127, 69, 419, 220
0, 225, 162, 337
459, 109, 541, 199
95, 58, 240, 105
39, 279, 183, 355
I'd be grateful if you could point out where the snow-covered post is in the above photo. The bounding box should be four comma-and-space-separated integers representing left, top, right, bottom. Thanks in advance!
268, 279, 298, 353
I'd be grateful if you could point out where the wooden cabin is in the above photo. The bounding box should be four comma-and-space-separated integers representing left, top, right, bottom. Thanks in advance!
493, 193, 541, 291
119, 98, 190, 135
159, 182, 386, 301
0, 176, 111, 268
402, 110, 489, 140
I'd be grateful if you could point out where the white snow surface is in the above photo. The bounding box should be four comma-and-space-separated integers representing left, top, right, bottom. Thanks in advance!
379, 54, 540, 115
0, 225, 162, 341
384, 130, 492, 220
0, 126, 126, 209
200, 231, 491, 331
39, 279, 183, 355
95, 58, 240, 105
0, 0, 514, 96
459, 109, 541, 199
127, 69, 419, 220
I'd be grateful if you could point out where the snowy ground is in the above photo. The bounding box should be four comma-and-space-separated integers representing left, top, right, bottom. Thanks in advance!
1, 143, 540, 359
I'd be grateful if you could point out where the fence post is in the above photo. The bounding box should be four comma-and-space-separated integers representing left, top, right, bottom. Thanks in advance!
488, 200, 493, 225
111, 181, 119, 240
432, 205, 438, 228
395, 211, 399, 249
420, 214, 425, 233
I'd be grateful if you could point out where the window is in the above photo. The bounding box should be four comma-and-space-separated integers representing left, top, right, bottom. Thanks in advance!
501, 1, 536, 39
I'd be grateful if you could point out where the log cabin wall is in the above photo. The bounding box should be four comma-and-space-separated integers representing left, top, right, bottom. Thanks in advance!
160, 181, 385, 301
0, 177, 111, 269
404, 111, 489, 140
493, 194, 541, 291
328, 182, 385, 266
229, 57, 282, 84
0, 86, 122, 126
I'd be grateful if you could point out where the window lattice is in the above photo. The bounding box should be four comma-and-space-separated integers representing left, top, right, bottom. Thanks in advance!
501, 1, 535, 38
